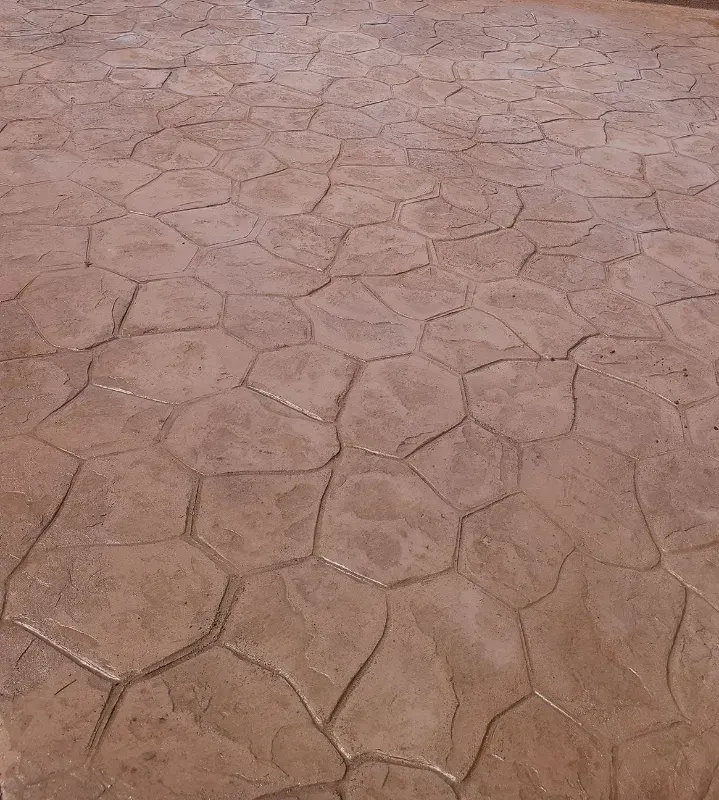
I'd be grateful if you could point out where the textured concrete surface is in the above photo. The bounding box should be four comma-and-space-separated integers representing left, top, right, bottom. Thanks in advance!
1, 0, 719, 796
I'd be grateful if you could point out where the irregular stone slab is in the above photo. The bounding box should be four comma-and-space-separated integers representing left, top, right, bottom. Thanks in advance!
637, 449, 719, 553
660, 295, 719, 357
133, 129, 217, 171
554, 164, 652, 198
609, 254, 712, 306
5, 540, 227, 678
0, 436, 77, 585
0, 181, 123, 225
20, 267, 134, 349
331, 572, 529, 779
522, 553, 683, 741
435, 228, 533, 281
124, 169, 231, 214
568, 288, 661, 338
460, 494, 573, 608
670, 594, 719, 734
38, 448, 193, 548
466, 359, 575, 441
194, 470, 330, 572
473, 279, 594, 358
164, 387, 339, 474
160, 204, 257, 245
224, 560, 386, 720
462, 696, 611, 800
0, 352, 90, 437
571, 336, 716, 405
37, 385, 170, 459
339, 354, 464, 457
641, 231, 719, 290
524, 254, 606, 292
363, 267, 467, 319
422, 308, 536, 372
317, 449, 457, 585
0, 625, 109, 793
223, 295, 311, 350
258, 214, 345, 269
94, 330, 253, 404
686, 395, 719, 460
333, 223, 428, 276
409, 420, 518, 511
316, 185, 394, 226
616, 723, 719, 800
122, 278, 222, 335
90, 216, 197, 280
440, 176, 521, 227
196, 242, 328, 296
248, 343, 357, 421
0, 301, 54, 360
399, 197, 495, 240
298, 279, 420, 358
345, 763, 455, 800
330, 165, 434, 201
521, 437, 658, 568
96, 649, 345, 798
237, 168, 329, 216
645, 153, 718, 194
574, 370, 684, 458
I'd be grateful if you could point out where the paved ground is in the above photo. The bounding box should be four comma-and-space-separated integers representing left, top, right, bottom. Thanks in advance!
1, 0, 719, 795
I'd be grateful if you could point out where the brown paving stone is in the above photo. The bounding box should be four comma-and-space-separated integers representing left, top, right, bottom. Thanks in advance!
568, 288, 661, 339
36, 385, 170, 459
0, 624, 109, 793
339, 354, 464, 457
196, 242, 327, 296
660, 295, 719, 357
363, 267, 467, 319
224, 559, 386, 720
258, 214, 346, 269
0, 300, 54, 360
237, 168, 329, 216
165, 387, 339, 473
19, 266, 134, 349
616, 723, 719, 800
90, 215, 197, 280
0, 351, 90, 438
95, 649, 345, 799
122, 277, 223, 335
331, 571, 529, 778
462, 695, 611, 800
298, 279, 420, 358
435, 228, 533, 280
686, 395, 719, 459
641, 230, 719, 290
37, 447, 193, 548
124, 169, 231, 214
521, 437, 658, 568
5, 539, 227, 678
317, 449, 457, 585
223, 294, 311, 350
94, 330, 253, 403
460, 494, 573, 608
345, 763, 455, 800
522, 552, 683, 741
466, 359, 575, 441
609, 254, 713, 306
0, 180, 123, 225
332, 223, 428, 276
315, 185, 394, 226
194, 470, 330, 572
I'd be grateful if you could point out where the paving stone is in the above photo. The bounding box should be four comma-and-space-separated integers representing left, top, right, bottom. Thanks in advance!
346, 763, 455, 800
223, 294, 311, 349
121, 278, 223, 335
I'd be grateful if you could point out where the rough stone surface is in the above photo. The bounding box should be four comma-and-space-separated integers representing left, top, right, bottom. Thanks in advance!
2, 0, 719, 792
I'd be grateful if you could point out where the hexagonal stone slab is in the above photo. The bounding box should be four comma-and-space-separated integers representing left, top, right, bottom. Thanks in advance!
194, 470, 330, 572
224, 560, 386, 721
331, 572, 529, 779
164, 388, 339, 474
522, 553, 683, 741
339, 354, 464, 457
521, 437, 658, 568
462, 696, 611, 800
90, 216, 197, 280
0, 436, 77, 586
37, 384, 169, 461
196, 242, 328, 296
460, 493, 573, 608
0, 625, 110, 793
96, 649, 345, 799
38, 448, 194, 548
0, 352, 90, 438
298, 279, 421, 359
5, 539, 227, 678
248, 343, 357, 421
93, 330, 253, 404
20, 267, 134, 349
317, 450, 457, 586
237, 168, 329, 216
466, 359, 575, 441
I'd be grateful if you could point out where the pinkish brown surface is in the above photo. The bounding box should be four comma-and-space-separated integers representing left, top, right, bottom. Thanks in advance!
1, 0, 719, 795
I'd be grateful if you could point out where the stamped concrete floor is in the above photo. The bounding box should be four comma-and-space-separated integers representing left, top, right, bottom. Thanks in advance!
2, 0, 719, 794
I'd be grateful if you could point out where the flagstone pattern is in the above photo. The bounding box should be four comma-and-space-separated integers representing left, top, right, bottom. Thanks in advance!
1, 0, 719, 795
